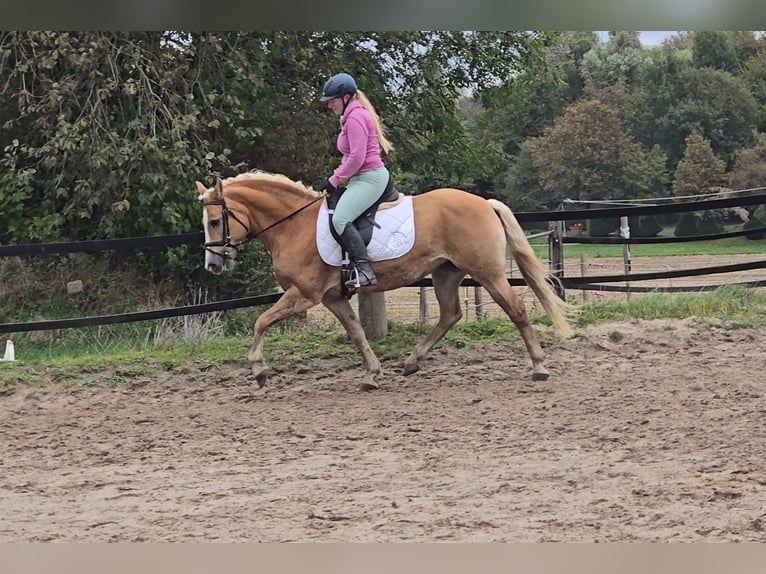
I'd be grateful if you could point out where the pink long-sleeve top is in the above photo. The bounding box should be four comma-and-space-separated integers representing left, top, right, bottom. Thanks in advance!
328, 99, 384, 187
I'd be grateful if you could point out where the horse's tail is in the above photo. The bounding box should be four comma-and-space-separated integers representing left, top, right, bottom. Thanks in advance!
488, 199, 576, 338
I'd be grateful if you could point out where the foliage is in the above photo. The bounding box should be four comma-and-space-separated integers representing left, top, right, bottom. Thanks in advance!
695, 210, 725, 234
629, 59, 759, 170
673, 211, 699, 236
674, 209, 723, 237
473, 31, 596, 202
529, 95, 668, 207
474, 59, 573, 158
0, 32, 246, 244
743, 205, 766, 239
581, 31, 651, 91
3, 30, 766, 318
587, 217, 620, 237
672, 133, 726, 196
490, 140, 546, 209
0, 31, 551, 302
740, 50, 766, 131
575, 284, 766, 328
727, 135, 766, 191
0, 246, 277, 331
628, 214, 663, 237
692, 31, 742, 73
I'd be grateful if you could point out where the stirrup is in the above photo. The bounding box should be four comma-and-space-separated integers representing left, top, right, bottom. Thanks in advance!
344, 266, 377, 289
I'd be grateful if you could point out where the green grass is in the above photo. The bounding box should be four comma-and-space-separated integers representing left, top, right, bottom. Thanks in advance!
2, 285, 764, 389
574, 284, 766, 329
530, 235, 766, 259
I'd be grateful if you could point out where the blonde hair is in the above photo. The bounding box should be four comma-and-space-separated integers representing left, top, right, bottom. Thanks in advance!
355, 89, 393, 155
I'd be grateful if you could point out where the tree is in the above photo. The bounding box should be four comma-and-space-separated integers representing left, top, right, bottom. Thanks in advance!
528, 96, 668, 208
0, 31, 553, 244
373, 31, 554, 191
740, 47, 766, 131
493, 139, 546, 211
727, 135, 766, 191
581, 31, 650, 92
0, 31, 250, 243
473, 31, 593, 160
628, 58, 759, 171
672, 132, 728, 236
693, 31, 741, 73
672, 132, 726, 196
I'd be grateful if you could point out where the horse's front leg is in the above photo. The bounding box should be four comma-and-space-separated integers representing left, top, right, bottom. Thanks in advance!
248, 286, 317, 387
322, 295, 382, 391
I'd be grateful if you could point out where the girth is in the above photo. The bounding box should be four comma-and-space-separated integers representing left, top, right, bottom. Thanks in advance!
326, 172, 399, 246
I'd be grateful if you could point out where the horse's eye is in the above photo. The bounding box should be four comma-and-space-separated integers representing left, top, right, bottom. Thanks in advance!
210, 219, 221, 228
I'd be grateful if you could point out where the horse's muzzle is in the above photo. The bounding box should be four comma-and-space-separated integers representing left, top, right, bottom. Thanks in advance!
205, 250, 236, 274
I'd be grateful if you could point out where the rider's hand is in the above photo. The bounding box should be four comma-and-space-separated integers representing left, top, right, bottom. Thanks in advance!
321, 178, 337, 194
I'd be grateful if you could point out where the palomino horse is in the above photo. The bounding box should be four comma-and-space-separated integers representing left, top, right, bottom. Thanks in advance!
196, 171, 575, 391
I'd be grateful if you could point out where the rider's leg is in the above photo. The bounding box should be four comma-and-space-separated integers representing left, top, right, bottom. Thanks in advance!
331, 167, 389, 288
339, 222, 377, 287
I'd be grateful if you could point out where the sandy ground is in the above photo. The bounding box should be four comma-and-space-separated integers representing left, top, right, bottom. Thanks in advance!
2, 314, 766, 542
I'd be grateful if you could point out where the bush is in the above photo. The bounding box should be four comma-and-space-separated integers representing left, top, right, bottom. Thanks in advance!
696, 211, 725, 235
674, 212, 698, 236
587, 217, 620, 236
743, 218, 766, 240
628, 214, 663, 237
744, 205, 766, 240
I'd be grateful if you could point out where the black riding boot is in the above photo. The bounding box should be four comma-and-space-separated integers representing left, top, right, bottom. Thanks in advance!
339, 223, 377, 288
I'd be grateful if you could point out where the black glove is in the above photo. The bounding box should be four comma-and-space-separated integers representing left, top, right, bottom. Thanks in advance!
321, 178, 337, 194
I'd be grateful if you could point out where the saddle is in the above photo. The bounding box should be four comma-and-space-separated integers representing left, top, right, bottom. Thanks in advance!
326, 173, 400, 247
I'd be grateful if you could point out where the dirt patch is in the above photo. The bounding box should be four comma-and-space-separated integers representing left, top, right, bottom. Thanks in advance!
2, 317, 766, 542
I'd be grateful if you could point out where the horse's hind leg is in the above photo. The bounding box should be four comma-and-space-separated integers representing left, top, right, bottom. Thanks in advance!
480, 275, 549, 381
403, 263, 465, 375
248, 286, 318, 386
322, 295, 382, 392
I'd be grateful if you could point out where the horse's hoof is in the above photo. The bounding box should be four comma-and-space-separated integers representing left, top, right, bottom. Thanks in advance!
403, 362, 420, 376
532, 371, 550, 382
252, 366, 271, 387
358, 381, 379, 392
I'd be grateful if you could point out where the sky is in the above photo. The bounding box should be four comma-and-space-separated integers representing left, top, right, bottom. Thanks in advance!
596, 31, 680, 46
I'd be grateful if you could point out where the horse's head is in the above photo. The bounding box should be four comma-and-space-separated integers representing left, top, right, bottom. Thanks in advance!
196, 178, 251, 274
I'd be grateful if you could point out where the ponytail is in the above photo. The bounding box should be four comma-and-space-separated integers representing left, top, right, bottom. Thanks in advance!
356, 90, 394, 155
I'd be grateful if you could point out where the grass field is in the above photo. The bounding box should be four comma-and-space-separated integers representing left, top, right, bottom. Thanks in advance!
530, 234, 766, 259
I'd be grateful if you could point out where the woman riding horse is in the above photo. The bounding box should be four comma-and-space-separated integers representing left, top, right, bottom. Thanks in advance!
320, 72, 394, 290
197, 171, 576, 391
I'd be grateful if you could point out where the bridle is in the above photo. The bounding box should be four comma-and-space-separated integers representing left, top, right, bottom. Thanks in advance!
202, 192, 325, 259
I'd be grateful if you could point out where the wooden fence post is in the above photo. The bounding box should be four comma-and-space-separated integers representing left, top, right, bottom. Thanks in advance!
548, 222, 565, 300
418, 286, 428, 327
358, 292, 388, 340
620, 216, 632, 301
474, 287, 484, 319
580, 252, 590, 302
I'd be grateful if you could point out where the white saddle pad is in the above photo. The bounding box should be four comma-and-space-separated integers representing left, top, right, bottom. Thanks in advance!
316, 194, 415, 266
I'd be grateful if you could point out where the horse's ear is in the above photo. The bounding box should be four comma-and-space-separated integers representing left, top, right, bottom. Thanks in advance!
213, 177, 224, 199
195, 181, 208, 196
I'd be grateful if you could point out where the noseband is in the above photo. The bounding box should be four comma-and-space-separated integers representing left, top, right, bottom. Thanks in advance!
202, 196, 253, 259
203, 193, 325, 259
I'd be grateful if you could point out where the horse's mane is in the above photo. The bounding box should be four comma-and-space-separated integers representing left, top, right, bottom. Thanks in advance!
221, 170, 321, 198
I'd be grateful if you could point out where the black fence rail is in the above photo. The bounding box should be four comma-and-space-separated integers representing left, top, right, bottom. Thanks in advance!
1, 191, 765, 334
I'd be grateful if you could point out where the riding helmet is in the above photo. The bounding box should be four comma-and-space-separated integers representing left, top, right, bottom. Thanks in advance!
320, 72, 357, 101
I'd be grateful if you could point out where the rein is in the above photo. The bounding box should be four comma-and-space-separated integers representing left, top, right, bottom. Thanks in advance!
203, 192, 325, 257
